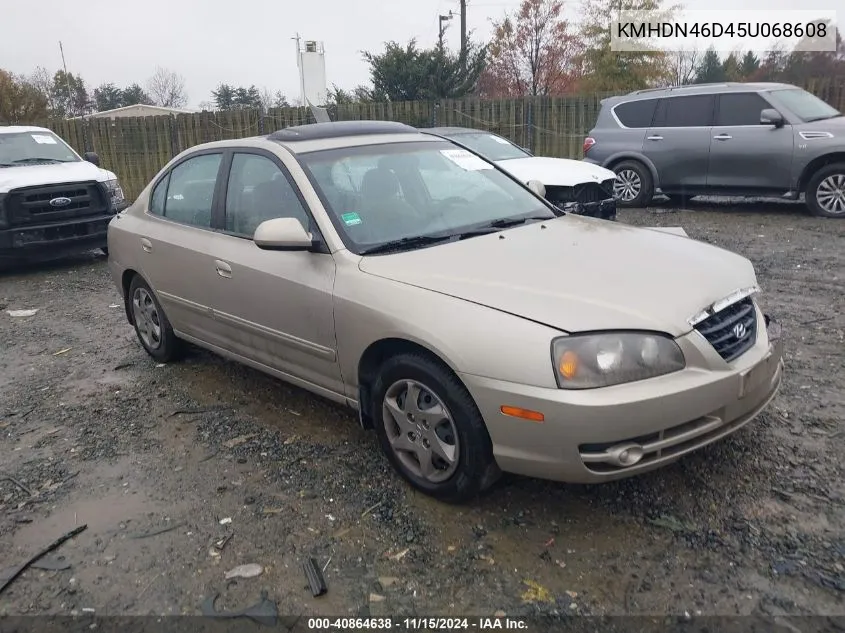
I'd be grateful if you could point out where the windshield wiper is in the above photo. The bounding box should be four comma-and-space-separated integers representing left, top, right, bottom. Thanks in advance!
359, 234, 455, 255
13, 157, 68, 164
455, 215, 553, 238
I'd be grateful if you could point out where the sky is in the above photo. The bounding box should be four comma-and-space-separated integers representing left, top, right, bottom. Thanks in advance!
1, 0, 839, 109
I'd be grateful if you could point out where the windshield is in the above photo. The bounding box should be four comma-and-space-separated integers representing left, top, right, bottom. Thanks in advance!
298, 140, 555, 254
767, 88, 841, 122
0, 131, 79, 167
447, 132, 530, 161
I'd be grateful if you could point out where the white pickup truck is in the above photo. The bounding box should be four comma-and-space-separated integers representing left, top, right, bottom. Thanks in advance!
0, 126, 128, 263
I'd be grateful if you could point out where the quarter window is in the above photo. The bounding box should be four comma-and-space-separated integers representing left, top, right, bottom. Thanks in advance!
162, 153, 222, 228
716, 93, 772, 126
224, 153, 310, 236
614, 99, 658, 128
149, 174, 169, 216
653, 95, 715, 127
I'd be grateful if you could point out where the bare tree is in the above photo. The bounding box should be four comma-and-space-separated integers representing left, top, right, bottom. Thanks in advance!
146, 66, 188, 108
667, 49, 700, 86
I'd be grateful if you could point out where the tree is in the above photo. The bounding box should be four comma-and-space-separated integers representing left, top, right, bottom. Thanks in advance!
578, 0, 676, 92
751, 47, 789, 81
326, 84, 374, 106
0, 69, 48, 123
738, 51, 760, 79
478, 0, 580, 97
212, 84, 265, 110
93, 83, 124, 111
363, 39, 486, 101
212, 83, 236, 110
51, 70, 92, 117
28, 66, 60, 116
694, 47, 726, 83
721, 52, 742, 81
258, 87, 290, 110
122, 83, 152, 106
782, 24, 845, 82
147, 66, 187, 108
666, 49, 700, 86
234, 85, 261, 109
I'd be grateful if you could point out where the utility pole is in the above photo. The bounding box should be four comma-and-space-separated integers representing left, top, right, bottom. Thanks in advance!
438, 12, 453, 50
58, 41, 74, 116
460, 0, 467, 58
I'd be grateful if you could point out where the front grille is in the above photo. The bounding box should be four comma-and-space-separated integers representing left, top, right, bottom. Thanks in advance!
6, 181, 108, 227
572, 181, 612, 204
694, 297, 757, 362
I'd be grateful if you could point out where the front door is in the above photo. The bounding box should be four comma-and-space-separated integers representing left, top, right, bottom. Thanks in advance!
643, 93, 716, 192
706, 92, 795, 193
208, 150, 343, 396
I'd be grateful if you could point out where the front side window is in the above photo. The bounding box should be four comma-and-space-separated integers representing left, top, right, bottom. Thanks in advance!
716, 93, 773, 126
224, 153, 310, 236
767, 88, 840, 122
162, 153, 222, 228
0, 131, 79, 167
653, 95, 715, 128
447, 132, 530, 161
298, 140, 554, 253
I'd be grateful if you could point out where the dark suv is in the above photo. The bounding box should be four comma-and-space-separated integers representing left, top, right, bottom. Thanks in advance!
583, 82, 845, 218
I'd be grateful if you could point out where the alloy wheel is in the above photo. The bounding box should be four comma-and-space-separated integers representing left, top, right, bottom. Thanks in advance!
614, 169, 641, 202
132, 287, 162, 350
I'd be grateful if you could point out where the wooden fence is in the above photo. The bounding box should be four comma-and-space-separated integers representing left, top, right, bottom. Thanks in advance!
35, 77, 845, 202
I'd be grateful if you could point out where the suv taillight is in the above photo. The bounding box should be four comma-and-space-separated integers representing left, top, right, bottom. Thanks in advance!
583, 137, 596, 154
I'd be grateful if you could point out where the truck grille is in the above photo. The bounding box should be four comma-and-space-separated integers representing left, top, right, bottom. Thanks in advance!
694, 297, 757, 362
6, 182, 108, 227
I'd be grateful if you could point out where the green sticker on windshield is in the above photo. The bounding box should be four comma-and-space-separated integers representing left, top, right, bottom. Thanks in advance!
341, 212, 362, 226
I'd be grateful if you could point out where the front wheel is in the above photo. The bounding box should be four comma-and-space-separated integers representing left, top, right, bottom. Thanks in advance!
806, 163, 845, 218
612, 160, 654, 208
370, 353, 500, 503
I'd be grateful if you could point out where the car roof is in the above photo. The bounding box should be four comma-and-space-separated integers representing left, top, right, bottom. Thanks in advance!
179, 121, 446, 155
423, 126, 491, 136
0, 125, 53, 134
604, 82, 799, 104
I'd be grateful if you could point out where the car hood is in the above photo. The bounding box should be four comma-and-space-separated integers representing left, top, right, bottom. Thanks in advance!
358, 216, 757, 337
495, 156, 616, 187
0, 161, 117, 193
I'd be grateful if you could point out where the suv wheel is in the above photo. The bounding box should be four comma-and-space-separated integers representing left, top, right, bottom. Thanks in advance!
806, 163, 845, 218
370, 353, 500, 503
613, 160, 654, 208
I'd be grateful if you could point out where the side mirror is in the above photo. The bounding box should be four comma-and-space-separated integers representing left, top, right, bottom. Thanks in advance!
760, 109, 784, 128
527, 179, 546, 198
253, 217, 313, 251
83, 151, 100, 166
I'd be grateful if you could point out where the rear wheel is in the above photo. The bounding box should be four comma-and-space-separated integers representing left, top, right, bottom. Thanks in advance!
370, 353, 500, 503
806, 163, 845, 218
128, 275, 182, 363
612, 160, 654, 208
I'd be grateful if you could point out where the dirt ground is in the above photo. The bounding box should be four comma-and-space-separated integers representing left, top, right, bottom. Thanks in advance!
1, 199, 843, 626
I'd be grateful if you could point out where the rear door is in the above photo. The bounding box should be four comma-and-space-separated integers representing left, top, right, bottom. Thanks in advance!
706, 92, 794, 193
643, 94, 716, 191
136, 151, 228, 346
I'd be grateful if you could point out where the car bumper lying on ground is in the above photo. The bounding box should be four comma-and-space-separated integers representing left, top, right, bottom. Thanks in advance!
461, 311, 784, 484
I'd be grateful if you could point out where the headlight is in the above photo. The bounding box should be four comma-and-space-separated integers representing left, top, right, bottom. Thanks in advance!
552, 332, 685, 389
104, 179, 125, 210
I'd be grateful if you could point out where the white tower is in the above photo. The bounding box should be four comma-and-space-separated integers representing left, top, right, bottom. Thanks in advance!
295, 37, 328, 107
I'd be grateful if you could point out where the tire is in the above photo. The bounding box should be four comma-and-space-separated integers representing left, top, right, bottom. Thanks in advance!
127, 275, 183, 363
666, 194, 693, 208
370, 353, 500, 503
612, 160, 654, 208
806, 163, 845, 218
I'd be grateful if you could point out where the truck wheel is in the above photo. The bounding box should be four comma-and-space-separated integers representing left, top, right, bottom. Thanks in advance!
806, 163, 845, 218
370, 353, 500, 503
613, 160, 654, 208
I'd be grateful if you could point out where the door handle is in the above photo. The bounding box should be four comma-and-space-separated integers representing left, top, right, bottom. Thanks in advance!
713, 134, 733, 140
214, 259, 232, 279
646, 135, 663, 141
140, 238, 152, 253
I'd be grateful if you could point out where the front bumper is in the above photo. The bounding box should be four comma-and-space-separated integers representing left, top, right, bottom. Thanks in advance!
562, 198, 617, 221
0, 214, 112, 258
460, 313, 784, 484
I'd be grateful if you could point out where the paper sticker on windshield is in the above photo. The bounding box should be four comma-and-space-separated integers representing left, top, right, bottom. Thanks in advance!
31, 134, 57, 144
491, 136, 511, 145
341, 212, 362, 226
440, 149, 492, 171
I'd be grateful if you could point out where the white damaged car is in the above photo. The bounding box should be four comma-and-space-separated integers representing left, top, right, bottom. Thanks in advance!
423, 126, 618, 220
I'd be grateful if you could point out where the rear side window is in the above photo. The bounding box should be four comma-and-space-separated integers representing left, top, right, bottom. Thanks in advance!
653, 95, 715, 127
716, 93, 772, 126
162, 153, 223, 228
614, 99, 658, 128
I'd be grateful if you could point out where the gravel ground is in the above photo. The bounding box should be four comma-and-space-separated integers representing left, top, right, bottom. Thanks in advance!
0, 199, 843, 624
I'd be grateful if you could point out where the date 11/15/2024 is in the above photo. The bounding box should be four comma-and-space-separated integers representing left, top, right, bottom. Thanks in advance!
306, 617, 530, 630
